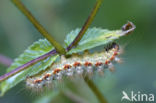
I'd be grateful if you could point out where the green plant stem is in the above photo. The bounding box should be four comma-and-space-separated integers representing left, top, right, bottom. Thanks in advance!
67, 0, 103, 51
11, 0, 66, 55
84, 77, 107, 103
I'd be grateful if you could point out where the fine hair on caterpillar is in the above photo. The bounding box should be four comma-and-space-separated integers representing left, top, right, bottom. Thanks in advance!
26, 42, 122, 91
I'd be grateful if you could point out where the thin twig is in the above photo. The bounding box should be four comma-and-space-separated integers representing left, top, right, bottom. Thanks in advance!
67, 0, 103, 51
0, 54, 13, 67
11, 0, 66, 55
0, 50, 56, 82
84, 77, 107, 103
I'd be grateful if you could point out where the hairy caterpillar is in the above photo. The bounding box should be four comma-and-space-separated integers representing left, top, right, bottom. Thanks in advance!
26, 42, 122, 90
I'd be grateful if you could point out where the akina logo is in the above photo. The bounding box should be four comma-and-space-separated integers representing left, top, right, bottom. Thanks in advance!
121, 91, 154, 102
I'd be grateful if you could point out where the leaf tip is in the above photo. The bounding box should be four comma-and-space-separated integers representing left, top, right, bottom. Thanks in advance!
121, 21, 136, 35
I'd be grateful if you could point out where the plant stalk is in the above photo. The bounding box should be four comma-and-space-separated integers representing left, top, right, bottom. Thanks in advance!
84, 77, 107, 103
67, 0, 103, 51
0, 50, 57, 82
12, 0, 66, 55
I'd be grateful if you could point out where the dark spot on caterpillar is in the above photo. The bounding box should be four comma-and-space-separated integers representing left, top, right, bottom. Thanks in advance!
34, 79, 42, 84
95, 62, 103, 67
105, 42, 119, 52
53, 69, 61, 74
73, 62, 81, 67
43, 73, 51, 79
84, 62, 92, 67
64, 64, 72, 70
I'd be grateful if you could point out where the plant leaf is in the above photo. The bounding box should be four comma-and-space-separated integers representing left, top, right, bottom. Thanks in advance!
0, 39, 59, 96
64, 27, 124, 54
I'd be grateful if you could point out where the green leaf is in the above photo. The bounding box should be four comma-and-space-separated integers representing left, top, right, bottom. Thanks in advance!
0, 39, 59, 96
64, 28, 124, 54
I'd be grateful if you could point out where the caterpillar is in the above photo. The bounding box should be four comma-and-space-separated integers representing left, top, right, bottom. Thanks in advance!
26, 42, 122, 90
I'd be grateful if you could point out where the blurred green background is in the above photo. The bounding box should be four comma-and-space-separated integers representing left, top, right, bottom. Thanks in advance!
0, 0, 156, 103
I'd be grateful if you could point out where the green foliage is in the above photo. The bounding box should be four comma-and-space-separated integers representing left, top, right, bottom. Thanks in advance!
0, 28, 124, 96
65, 28, 122, 54
0, 39, 59, 96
